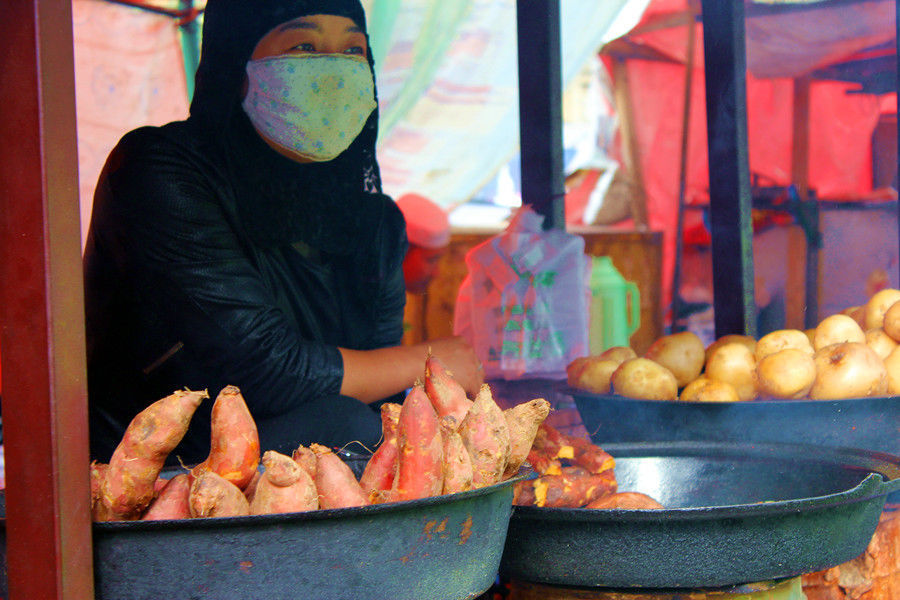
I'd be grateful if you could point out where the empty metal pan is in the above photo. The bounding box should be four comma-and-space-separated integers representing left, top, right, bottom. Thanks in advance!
500, 441, 900, 589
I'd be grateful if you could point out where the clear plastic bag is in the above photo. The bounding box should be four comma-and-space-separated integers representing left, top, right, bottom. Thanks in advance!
454, 207, 589, 380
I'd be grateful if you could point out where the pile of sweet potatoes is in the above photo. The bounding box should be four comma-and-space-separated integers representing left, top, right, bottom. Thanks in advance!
90, 356, 555, 521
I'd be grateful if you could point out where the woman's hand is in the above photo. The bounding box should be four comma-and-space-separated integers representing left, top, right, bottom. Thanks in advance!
421, 336, 484, 399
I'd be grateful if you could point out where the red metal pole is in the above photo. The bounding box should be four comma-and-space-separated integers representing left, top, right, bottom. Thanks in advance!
0, 1, 95, 598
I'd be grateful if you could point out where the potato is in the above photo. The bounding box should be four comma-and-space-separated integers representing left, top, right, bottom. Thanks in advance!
882, 301, 900, 343
813, 314, 865, 351
679, 376, 740, 403
809, 342, 887, 400
705, 343, 757, 401
705, 334, 757, 364
864, 288, 900, 330
570, 357, 619, 394
883, 346, 900, 395
756, 348, 816, 399
865, 328, 898, 360
598, 346, 637, 364
643, 331, 705, 388
840, 305, 866, 327
755, 329, 813, 361
610, 358, 678, 401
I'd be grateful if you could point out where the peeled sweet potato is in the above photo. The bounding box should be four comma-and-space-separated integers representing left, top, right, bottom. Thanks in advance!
424, 355, 473, 426
189, 470, 250, 518
100, 388, 207, 520
585, 491, 664, 510
191, 385, 260, 490
142, 474, 192, 520
359, 403, 402, 503
458, 384, 510, 488
311, 444, 368, 509
503, 398, 551, 478
565, 435, 615, 475
393, 384, 444, 502
526, 448, 562, 476
440, 416, 474, 495
250, 451, 318, 515
514, 466, 617, 508
532, 422, 573, 460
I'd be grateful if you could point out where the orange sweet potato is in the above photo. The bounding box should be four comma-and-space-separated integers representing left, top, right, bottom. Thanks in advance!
191, 385, 260, 490
90, 462, 112, 521
585, 491, 664, 510
292, 444, 317, 480
516, 466, 618, 508
565, 434, 615, 475
142, 474, 192, 520
310, 443, 368, 509
359, 403, 402, 503
243, 470, 262, 504
424, 354, 473, 426
503, 398, 551, 478
100, 388, 207, 520
458, 384, 510, 488
189, 470, 250, 518
440, 416, 473, 495
250, 450, 318, 515
526, 448, 562, 476
393, 384, 444, 502
532, 422, 573, 460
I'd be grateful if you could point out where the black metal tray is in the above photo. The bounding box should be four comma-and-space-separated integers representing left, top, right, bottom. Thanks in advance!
500, 441, 900, 589
570, 389, 900, 456
0, 457, 519, 600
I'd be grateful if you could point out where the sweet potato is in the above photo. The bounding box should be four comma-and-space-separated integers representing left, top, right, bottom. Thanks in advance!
440, 416, 474, 495
191, 385, 260, 490
532, 422, 573, 460
518, 466, 617, 508
243, 470, 262, 504
142, 474, 192, 520
292, 444, 317, 480
393, 384, 444, 501
424, 354, 473, 426
359, 403, 402, 503
503, 398, 551, 478
565, 435, 615, 475
526, 448, 562, 476
310, 443, 368, 509
189, 470, 250, 518
90, 462, 112, 521
458, 384, 510, 488
100, 388, 207, 520
585, 491, 664, 510
250, 451, 318, 515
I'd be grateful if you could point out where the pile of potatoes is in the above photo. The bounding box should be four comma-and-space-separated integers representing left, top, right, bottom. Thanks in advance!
567, 288, 900, 402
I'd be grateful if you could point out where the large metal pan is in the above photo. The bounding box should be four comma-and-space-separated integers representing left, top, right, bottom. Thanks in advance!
500, 441, 900, 589
570, 390, 900, 457
0, 455, 518, 600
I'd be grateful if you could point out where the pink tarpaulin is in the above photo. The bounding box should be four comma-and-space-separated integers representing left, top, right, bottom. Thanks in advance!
598, 0, 895, 316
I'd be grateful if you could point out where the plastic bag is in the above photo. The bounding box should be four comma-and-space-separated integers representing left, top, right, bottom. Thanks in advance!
454, 207, 589, 380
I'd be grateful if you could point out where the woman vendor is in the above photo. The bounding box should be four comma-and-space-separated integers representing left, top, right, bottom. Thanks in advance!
83, 0, 483, 465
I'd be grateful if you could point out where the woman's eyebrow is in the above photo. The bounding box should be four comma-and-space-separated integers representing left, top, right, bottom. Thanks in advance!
277, 21, 318, 32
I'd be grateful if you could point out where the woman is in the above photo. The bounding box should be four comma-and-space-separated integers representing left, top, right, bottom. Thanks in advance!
83, 0, 482, 465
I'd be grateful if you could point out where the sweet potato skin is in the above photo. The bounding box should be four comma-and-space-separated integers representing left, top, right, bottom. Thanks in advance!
142, 474, 192, 520
585, 491, 664, 510
440, 416, 474, 495
393, 384, 444, 501
359, 403, 402, 503
191, 385, 260, 490
458, 384, 510, 488
291, 444, 317, 480
514, 466, 617, 508
424, 355, 473, 426
189, 471, 250, 518
311, 444, 368, 509
100, 389, 207, 520
250, 451, 318, 515
503, 398, 551, 478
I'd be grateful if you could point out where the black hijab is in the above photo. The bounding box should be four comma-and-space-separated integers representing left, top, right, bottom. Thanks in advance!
188, 0, 393, 255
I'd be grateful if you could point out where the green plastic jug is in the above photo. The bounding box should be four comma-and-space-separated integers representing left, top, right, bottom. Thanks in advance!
588, 256, 641, 354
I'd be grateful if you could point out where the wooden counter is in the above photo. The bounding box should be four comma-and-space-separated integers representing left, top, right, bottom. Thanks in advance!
403, 226, 663, 355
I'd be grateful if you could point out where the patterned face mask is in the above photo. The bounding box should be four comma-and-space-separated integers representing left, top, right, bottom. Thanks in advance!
242, 53, 377, 162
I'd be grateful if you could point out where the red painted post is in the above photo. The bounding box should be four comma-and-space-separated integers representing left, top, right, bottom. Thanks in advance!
0, 1, 95, 598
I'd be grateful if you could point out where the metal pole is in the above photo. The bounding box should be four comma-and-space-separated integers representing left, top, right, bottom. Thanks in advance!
700, 0, 756, 338
0, 1, 94, 597
516, 0, 565, 230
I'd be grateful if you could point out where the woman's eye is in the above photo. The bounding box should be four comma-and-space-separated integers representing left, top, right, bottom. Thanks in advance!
293, 42, 316, 52
344, 46, 364, 55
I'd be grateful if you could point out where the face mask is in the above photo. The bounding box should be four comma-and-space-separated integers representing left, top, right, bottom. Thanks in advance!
242, 53, 377, 161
